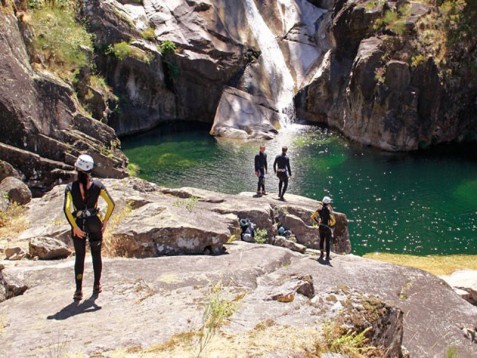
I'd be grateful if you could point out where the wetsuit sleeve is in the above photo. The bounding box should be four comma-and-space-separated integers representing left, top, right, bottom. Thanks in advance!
287, 157, 292, 176
264, 154, 268, 171
99, 188, 115, 222
273, 156, 278, 173
311, 210, 319, 224
63, 188, 78, 229
254, 155, 259, 171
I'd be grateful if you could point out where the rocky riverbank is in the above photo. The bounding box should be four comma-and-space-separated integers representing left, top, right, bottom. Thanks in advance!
1, 178, 477, 356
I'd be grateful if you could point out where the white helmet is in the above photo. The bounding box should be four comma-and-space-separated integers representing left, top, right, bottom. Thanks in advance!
322, 196, 332, 204
75, 154, 94, 173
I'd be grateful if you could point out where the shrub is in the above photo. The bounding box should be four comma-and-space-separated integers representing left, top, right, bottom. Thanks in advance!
411, 54, 426, 68
106, 41, 152, 64
374, 66, 386, 83
141, 27, 156, 41
374, 6, 409, 36
198, 281, 241, 356
127, 163, 140, 177
254, 228, 268, 244
158, 39, 176, 55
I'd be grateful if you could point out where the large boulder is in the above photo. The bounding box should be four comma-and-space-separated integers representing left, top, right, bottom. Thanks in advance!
0, 176, 32, 205
29, 237, 73, 260
210, 87, 280, 139
112, 202, 238, 257
0, 160, 21, 182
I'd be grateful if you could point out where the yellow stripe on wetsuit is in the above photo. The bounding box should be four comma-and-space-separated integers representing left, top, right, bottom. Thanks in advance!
63, 188, 115, 228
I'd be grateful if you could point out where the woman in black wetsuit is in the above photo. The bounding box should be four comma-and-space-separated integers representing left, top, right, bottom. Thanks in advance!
63, 154, 115, 301
311, 196, 335, 261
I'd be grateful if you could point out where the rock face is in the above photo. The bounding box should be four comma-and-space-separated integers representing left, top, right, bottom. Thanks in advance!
11, 178, 350, 258
0, 10, 128, 195
296, 0, 477, 151
1, 242, 477, 356
80, 0, 328, 138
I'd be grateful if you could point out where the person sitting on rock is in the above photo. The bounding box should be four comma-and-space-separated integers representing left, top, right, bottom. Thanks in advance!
254, 145, 268, 196
63, 154, 115, 301
273, 146, 292, 201
311, 196, 336, 261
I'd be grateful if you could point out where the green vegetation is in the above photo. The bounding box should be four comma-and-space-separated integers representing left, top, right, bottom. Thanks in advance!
26, 1, 93, 79
158, 40, 179, 88
374, 5, 410, 36
318, 325, 375, 357
141, 27, 156, 41
254, 228, 268, 244
374, 66, 386, 83
106, 41, 152, 64
198, 281, 241, 356
364, 253, 477, 276
127, 162, 140, 177
158, 39, 176, 55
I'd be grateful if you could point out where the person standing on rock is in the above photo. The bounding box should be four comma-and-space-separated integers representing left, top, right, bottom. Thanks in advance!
311, 196, 336, 261
254, 145, 268, 196
273, 146, 292, 201
63, 154, 115, 301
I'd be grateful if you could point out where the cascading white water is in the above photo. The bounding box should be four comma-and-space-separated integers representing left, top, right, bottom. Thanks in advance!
243, 0, 296, 127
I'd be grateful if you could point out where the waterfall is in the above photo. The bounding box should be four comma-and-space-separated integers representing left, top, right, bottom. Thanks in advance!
243, 0, 296, 127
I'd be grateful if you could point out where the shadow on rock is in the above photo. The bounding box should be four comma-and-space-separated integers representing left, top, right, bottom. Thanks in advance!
47, 294, 102, 320
317, 257, 333, 266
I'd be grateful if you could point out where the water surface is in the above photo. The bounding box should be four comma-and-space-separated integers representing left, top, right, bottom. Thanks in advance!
122, 122, 477, 256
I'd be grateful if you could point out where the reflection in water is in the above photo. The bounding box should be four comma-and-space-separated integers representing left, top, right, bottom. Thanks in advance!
122, 123, 477, 256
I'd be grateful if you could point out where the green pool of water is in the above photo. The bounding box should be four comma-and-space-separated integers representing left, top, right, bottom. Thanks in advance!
122, 122, 477, 256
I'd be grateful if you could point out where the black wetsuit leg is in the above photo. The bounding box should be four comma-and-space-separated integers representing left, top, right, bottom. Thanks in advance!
90, 239, 102, 287
87, 217, 103, 287
278, 174, 288, 197
73, 235, 86, 291
319, 227, 331, 256
258, 168, 265, 193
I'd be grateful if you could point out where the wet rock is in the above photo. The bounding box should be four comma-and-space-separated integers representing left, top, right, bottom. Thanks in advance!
29, 237, 73, 260
0, 177, 32, 205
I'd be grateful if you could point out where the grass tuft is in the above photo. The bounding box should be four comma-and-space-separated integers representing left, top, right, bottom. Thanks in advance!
102, 202, 133, 256
0, 202, 29, 239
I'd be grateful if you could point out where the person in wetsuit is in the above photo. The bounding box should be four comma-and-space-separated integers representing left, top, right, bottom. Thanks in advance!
63, 154, 115, 301
254, 145, 268, 195
311, 196, 334, 261
273, 146, 292, 200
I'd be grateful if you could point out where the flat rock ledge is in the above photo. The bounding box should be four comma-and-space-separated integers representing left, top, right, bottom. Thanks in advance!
12, 177, 351, 258
1, 242, 477, 357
